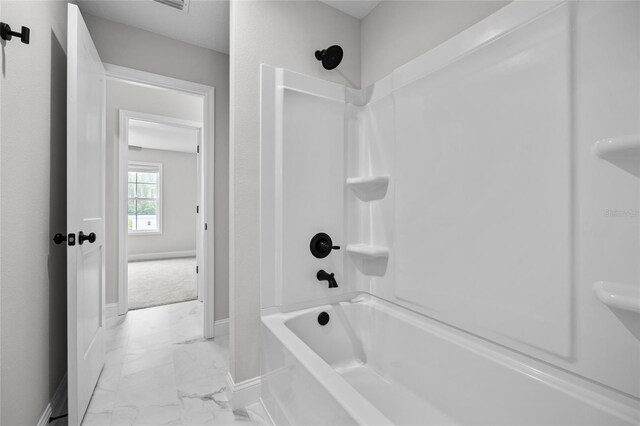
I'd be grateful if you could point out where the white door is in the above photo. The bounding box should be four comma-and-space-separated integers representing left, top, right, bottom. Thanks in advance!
67, 4, 106, 425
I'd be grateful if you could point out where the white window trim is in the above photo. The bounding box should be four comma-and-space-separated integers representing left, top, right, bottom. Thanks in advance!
127, 161, 163, 236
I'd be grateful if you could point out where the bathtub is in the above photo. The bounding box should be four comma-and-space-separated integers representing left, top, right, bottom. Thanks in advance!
260, 293, 639, 425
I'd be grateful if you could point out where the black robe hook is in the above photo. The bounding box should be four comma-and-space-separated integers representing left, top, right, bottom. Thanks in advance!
1, 22, 30, 44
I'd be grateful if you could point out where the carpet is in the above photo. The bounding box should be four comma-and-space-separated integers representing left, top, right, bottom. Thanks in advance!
128, 257, 197, 310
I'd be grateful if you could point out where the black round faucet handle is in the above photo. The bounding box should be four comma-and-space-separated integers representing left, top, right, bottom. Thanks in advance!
310, 232, 340, 258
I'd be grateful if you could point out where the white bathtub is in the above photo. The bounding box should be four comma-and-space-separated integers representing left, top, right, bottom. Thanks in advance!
260, 293, 639, 425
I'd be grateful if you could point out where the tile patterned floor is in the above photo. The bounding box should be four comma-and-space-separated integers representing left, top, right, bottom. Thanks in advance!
81, 301, 257, 426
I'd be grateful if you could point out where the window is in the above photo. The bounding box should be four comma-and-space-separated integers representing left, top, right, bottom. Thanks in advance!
128, 162, 162, 234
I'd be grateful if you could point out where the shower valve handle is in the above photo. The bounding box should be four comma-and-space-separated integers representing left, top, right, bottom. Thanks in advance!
319, 241, 340, 251
310, 232, 340, 258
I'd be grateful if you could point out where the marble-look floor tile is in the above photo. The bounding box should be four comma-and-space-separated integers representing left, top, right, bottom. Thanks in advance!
82, 301, 256, 426
116, 363, 179, 407
178, 398, 255, 426
87, 387, 117, 415
245, 402, 272, 425
82, 412, 112, 426
111, 404, 182, 425
121, 346, 174, 377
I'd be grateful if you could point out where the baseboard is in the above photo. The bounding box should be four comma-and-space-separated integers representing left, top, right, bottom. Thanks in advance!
128, 250, 196, 262
214, 318, 229, 336
37, 373, 67, 426
225, 371, 261, 410
105, 303, 118, 319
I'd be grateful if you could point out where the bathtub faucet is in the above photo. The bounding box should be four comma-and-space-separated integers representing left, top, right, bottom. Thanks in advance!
316, 270, 338, 288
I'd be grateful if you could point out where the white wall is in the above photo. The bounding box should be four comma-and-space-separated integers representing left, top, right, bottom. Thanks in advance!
128, 148, 197, 257
229, 0, 360, 383
361, 0, 510, 87
85, 14, 231, 320
0, 1, 69, 424
105, 79, 202, 303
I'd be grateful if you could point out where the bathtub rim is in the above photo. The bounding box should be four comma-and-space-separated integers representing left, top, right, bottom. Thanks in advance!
261, 291, 640, 425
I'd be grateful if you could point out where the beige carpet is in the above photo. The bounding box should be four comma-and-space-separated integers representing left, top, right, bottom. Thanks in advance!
128, 257, 197, 310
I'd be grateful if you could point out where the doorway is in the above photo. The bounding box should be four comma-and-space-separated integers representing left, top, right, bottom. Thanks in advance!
124, 112, 201, 310
108, 65, 215, 338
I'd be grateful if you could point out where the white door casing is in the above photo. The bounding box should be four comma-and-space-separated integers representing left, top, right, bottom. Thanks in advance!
67, 4, 106, 425
108, 65, 215, 338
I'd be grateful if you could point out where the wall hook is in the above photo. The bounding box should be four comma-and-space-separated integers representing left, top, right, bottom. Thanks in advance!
1, 22, 30, 44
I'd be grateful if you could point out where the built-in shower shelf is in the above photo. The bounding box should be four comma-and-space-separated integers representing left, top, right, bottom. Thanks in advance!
595, 134, 640, 159
594, 135, 640, 176
346, 244, 390, 259
346, 176, 389, 201
593, 281, 640, 313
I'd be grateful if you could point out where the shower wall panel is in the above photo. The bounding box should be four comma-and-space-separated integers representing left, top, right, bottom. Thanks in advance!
262, 0, 640, 400
361, 1, 640, 398
393, 3, 572, 357
261, 66, 359, 309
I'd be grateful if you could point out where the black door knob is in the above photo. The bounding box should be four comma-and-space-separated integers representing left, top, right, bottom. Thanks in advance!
53, 233, 67, 245
78, 231, 96, 245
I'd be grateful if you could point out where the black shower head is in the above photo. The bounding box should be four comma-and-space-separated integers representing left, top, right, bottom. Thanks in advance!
315, 45, 343, 70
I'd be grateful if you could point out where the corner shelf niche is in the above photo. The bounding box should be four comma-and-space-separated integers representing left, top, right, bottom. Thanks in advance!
346, 244, 390, 258
346, 176, 389, 201
594, 134, 640, 177
346, 244, 390, 277
593, 281, 640, 313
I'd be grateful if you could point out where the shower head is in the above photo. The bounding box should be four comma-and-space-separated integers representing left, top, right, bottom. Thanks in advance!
315, 45, 343, 70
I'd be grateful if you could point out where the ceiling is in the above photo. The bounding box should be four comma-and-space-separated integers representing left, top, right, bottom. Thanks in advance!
77, 0, 230, 54
128, 120, 201, 154
77, 0, 381, 55
319, 0, 381, 19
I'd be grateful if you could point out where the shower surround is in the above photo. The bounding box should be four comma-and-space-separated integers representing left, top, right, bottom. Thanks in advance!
259, 1, 640, 424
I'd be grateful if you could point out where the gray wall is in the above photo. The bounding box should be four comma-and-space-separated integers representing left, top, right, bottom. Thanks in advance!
105, 79, 202, 302
85, 15, 230, 320
128, 148, 198, 257
0, 1, 69, 424
361, 1, 510, 87
229, 0, 360, 383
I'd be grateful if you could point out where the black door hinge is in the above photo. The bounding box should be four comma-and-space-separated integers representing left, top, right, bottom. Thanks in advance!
196, 266, 199, 274
204, 223, 208, 231
196, 205, 199, 214
197, 145, 200, 154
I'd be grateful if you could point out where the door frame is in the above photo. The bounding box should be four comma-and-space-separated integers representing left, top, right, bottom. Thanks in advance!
106, 64, 215, 338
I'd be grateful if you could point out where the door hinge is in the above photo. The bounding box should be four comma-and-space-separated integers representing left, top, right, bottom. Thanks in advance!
196, 205, 199, 214
204, 223, 208, 231
196, 266, 199, 274
197, 145, 200, 154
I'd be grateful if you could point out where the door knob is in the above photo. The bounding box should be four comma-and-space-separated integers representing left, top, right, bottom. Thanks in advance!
78, 231, 96, 245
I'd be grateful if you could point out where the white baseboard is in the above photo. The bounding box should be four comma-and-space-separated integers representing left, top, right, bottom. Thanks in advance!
37, 373, 67, 426
105, 303, 118, 319
225, 371, 261, 410
128, 250, 196, 262
214, 318, 229, 336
